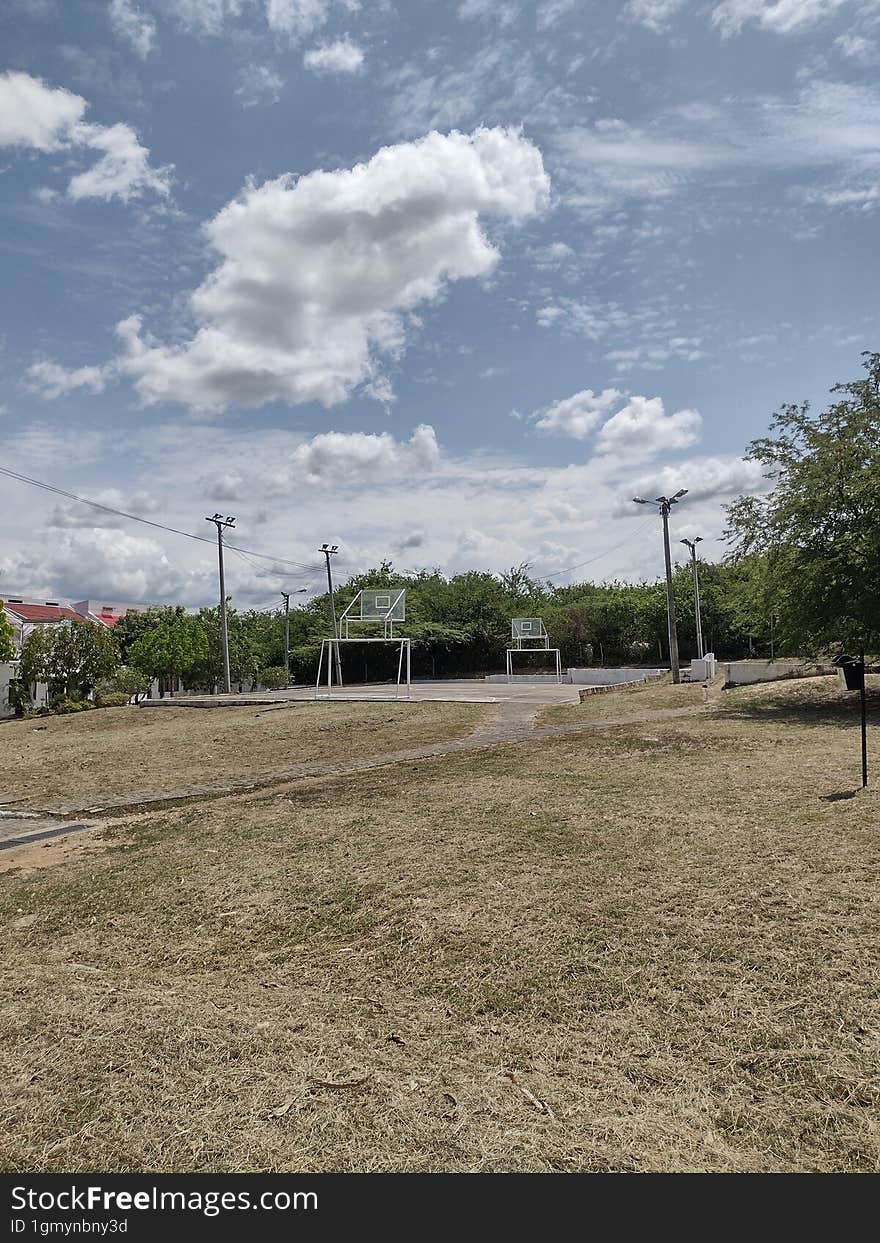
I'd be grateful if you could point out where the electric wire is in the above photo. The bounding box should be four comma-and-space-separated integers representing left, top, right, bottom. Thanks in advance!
531, 517, 656, 581
0, 462, 323, 574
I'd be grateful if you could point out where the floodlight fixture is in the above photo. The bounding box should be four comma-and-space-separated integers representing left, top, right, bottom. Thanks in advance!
632, 489, 690, 682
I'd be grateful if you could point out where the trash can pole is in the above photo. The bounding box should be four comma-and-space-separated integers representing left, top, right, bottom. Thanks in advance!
861, 649, 868, 789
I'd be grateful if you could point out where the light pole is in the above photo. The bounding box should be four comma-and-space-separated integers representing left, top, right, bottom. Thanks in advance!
281, 588, 307, 685
205, 513, 235, 694
680, 536, 704, 660
633, 490, 688, 684
320, 543, 343, 686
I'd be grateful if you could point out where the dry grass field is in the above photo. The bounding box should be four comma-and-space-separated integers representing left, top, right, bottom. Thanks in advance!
0, 700, 487, 804
537, 676, 710, 725
1, 676, 878, 1172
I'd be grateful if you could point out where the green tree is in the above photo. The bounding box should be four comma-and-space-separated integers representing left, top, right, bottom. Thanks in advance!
725, 352, 880, 653
19, 620, 119, 699
127, 614, 208, 693
0, 603, 16, 663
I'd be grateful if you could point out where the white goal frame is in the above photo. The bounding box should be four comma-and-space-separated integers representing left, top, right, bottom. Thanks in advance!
315, 637, 412, 700
506, 646, 562, 683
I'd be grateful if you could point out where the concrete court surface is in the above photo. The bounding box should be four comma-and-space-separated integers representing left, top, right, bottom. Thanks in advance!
301, 678, 581, 705
145, 679, 583, 708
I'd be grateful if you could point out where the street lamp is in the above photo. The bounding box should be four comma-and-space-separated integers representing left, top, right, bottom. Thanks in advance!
319, 544, 343, 686
281, 588, 308, 686
680, 536, 704, 660
633, 490, 688, 684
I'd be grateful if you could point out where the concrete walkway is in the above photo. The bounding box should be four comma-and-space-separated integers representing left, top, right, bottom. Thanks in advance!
20, 694, 708, 821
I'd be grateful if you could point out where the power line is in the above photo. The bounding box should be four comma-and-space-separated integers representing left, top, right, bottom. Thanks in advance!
0, 462, 323, 574
535, 518, 656, 581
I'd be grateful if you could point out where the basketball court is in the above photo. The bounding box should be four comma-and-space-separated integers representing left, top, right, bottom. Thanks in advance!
289, 678, 580, 706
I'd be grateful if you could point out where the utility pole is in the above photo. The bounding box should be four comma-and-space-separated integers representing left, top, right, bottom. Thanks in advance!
206, 513, 235, 694
680, 536, 704, 659
281, 591, 290, 686
320, 544, 343, 686
633, 490, 687, 684
281, 588, 307, 685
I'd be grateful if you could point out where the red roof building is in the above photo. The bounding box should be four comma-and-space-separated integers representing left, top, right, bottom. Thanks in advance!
3, 603, 84, 625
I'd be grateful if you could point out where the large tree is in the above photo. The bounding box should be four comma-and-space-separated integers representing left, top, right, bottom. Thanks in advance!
20, 620, 119, 699
127, 614, 208, 693
725, 352, 880, 654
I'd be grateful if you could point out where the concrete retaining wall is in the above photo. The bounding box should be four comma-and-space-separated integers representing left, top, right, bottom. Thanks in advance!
485, 672, 566, 683
569, 666, 665, 685
485, 666, 666, 687
578, 674, 665, 701
724, 660, 831, 687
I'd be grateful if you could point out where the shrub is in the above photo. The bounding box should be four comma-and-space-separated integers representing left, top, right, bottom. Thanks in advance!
53, 698, 93, 714
94, 691, 132, 708
7, 680, 31, 717
111, 666, 152, 699
258, 665, 289, 690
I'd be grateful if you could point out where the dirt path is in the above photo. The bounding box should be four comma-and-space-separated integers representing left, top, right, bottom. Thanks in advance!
18, 697, 709, 821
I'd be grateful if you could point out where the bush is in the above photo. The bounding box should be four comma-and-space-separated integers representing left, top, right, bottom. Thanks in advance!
53, 698, 93, 714
7, 680, 31, 717
94, 691, 132, 708
109, 671, 152, 701
258, 665, 289, 690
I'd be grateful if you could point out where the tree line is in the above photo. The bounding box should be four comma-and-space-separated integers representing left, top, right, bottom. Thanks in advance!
9, 558, 769, 706
8, 349, 879, 707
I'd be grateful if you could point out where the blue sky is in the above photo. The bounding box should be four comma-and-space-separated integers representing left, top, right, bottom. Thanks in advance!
2, 0, 879, 607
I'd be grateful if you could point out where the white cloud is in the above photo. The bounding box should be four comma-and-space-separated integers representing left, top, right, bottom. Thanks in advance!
531, 240, 574, 269
2, 527, 191, 604
711, 0, 853, 37
67, 122, 172, 201
161, 0, 358, 39
557, 79, 880, 211
625, 0, 687, 31
39, 127, 548, 411
457, 0, 520, 22
287, 424, 440, 483
835, 33, 876, 61
48, 488, 160, 529
161, 0, 247, 34
0, 71, 171, 203
267, 0, 330, 35
26, 360, 109, 398
235, 63, 285, 107
627, 456, 768, 508
533, 388, 622, 439
0, 415, 769, 604
607, 337, 706, 371
109, 0, 157, 58
0, 71, 85, 150
303, 38, 365, 75
596, 395, 702, 459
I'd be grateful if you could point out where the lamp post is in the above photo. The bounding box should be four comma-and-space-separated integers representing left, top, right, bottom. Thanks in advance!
205, 513, 235, 694
680, 536, 704, 660
633, 490, 688, 684
281, 588, 308, 686
320, 544, 343, 686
